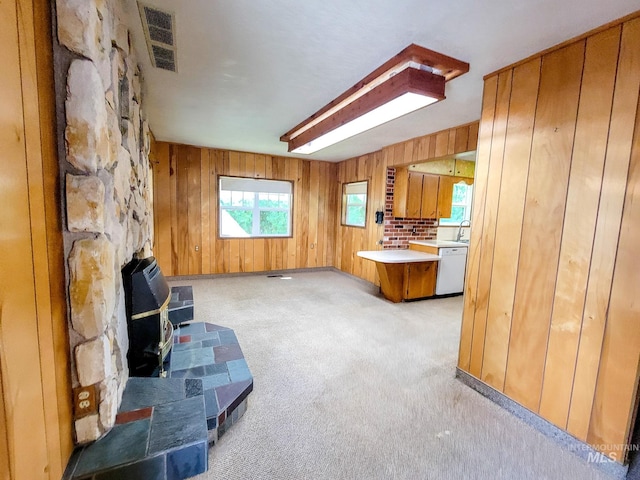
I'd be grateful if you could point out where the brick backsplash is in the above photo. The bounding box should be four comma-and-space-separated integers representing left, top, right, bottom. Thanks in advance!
383, 168, 437, 249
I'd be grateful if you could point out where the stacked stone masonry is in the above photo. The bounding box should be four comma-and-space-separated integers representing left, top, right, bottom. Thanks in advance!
57, 0, 154, 444
383, 168, 437, 249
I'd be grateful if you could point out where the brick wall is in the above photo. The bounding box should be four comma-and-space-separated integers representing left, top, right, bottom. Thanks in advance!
383, 168, 437, 249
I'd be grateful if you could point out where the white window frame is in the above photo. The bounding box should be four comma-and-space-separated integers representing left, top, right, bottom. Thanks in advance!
219, 176, 293, 238
341, 181, 368, 228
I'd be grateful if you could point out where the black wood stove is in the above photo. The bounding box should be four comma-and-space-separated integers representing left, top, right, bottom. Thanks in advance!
122, 257, 174, 377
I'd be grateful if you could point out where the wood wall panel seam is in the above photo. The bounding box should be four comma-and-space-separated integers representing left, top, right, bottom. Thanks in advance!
187, 146, 202, 275
503, 41, 585, 412
585, 17, 640, 458
567, 18, 639, 442
169, 146, 179, 275
535, 45, 587, 419
458, 78, 499, 371
1, 0, 74, 476
586, 101, 639, 455
36, 0, 74, 458
200, 149, 211, 274
500, 58, 544, 393
470, 70, 513, 380
538, 26, 621, 430
481, 59, 541, 392
18, 0, 67, 473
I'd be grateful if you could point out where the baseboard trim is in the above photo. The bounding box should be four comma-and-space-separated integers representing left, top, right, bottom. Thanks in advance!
167, 266, 336, 282
167, 267, 384, 295
455, 368, 629, 479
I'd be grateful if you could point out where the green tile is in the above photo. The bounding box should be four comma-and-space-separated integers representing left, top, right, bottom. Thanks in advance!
149, 397, 207, 453
171, 348, 215, 371
74, 419, 151, 477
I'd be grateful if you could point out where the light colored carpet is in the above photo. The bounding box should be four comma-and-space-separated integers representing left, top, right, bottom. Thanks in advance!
171, 270, 611, 480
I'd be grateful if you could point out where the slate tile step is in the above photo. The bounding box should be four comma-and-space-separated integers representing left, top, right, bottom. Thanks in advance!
64, 320, 251, 480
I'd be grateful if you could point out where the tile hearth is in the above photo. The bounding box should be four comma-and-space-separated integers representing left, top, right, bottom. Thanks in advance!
64, 321, 253, 480
171, 322, 254, 443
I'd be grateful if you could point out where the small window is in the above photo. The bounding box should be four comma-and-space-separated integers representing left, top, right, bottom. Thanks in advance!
219, 176, 293, 237
440, 181, 473, 226
342, 181, 367, 227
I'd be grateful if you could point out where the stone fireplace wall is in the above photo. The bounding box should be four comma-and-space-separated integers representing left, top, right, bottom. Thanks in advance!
54, 0, 154, 444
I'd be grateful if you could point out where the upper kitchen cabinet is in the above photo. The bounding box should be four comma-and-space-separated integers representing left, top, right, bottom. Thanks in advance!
393, 167, 473, 219
411, 154, 475, 221
394, 160, 475, 220
436, 175, 456, 219
393, 167, 439, 218
420, 174, 440, 219
436, 175, 474, 220
393, 168, 423, 218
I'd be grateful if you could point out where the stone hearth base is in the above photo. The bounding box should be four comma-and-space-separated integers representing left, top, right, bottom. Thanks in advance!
171, 322, 254, 444
64, 322, 253, 480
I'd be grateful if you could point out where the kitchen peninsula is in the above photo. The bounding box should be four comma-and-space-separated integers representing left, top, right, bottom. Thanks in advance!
357, 250, 441, 302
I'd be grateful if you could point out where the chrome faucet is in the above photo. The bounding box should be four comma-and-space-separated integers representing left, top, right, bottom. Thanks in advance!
456, 220, 471, 242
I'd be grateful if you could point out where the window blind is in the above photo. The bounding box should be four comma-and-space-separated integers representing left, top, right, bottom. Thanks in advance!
220, 176, 292, 194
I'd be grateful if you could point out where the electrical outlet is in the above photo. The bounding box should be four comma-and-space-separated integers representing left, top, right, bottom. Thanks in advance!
73, 385, 97, 418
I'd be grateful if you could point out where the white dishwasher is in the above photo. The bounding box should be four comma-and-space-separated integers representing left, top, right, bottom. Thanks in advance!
436, 247, 468, 295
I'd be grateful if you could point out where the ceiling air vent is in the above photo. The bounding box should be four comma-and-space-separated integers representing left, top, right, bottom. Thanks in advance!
138, 2, 177, 72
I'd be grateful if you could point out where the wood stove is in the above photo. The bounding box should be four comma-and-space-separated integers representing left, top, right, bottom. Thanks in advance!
122, 257, 174, 377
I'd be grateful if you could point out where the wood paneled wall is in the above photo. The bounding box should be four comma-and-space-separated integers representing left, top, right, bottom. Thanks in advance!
153, 121, 479, 282
381, 122, 478, 168
335, 122, 479, 284
0, 0, 73, 478
458, 13, 640, 462
152, 143, 338, 276
335, 151, 386, 283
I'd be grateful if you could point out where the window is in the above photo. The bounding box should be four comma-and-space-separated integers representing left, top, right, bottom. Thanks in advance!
342, 181, 367, 227
439, 181, 473, 226
219, 177, 293, 237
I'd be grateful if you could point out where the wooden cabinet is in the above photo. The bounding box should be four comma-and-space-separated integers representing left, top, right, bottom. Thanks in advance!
404, 170, 424, 218
359, 250, 440, 302
437, 175, 456, 219
393, 167, 421, 218
437, 176, 474, 219
407, 244, 439, 299
409, 243, 439, 255
420, 174, 439, 218
394, 167, 475, 220
393, 167, 439, 219
404, 262, 437, 299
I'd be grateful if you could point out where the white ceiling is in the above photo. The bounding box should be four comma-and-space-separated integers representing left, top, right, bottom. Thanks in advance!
123, 0, 639, 162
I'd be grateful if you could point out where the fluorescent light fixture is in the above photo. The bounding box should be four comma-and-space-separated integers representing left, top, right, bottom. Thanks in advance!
292, 92, 438, 154
281, 44, 469, 155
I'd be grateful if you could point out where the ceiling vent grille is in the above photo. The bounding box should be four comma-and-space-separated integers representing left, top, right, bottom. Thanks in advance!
138, 2, 177, 72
